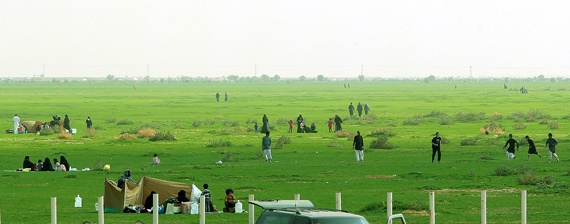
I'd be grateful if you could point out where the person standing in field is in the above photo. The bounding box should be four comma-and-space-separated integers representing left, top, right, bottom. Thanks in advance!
327, 118, 334, 133
13, 114, 20, 134
334, 115, 343, 132
260, 114, 270, 133
524, 136, 542, 161
262, 132, 272, 163
224, 92, 228, 101
431, 132, 442, 163
254, 122, 259, 133
357, 102, 363, 117
86, 116, 92, 129
545, 133, 560, 163
215, 92, 220, 102
353, 131, 364, 162
348, 102, 355, 116
296, 114, 304, 133
63, 115, 71, 132
503, 134, 519, 162
288, 119, 294, 133
364, 103, 370, 115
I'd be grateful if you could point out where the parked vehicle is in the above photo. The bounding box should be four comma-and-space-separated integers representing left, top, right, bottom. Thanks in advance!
387, 214, 407, 224
250, 199, 369, 224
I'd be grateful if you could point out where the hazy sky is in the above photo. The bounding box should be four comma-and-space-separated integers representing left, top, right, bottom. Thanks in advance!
2, 0, 570, 78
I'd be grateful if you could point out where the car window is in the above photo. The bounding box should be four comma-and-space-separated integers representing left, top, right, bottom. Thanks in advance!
256, 211, 293, 224
313, 217, 369, 224
292, 216, 311, 224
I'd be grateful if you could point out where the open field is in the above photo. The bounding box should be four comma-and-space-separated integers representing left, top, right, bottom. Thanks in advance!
0, 80, 569, 224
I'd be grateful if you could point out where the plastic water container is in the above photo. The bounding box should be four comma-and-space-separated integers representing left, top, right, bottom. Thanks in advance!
75, 195, 82, 207
235, 200, 243, 213
190, 203, 198, 214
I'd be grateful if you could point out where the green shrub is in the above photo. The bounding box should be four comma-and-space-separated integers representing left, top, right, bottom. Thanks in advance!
116, 133, 136, 141
366, 127, 395, 137
386, 121, 398, 127
149, 131, 176, 141
480, 152, 494, 160
440, 137, 450, 144
222, 120, 240, 127
221, 151, 236, 162
203, 119, 216, 126
513, 122, 527, 130
85, 128, 98, 137
439, 116, 453, 125
538, 119, 549, 124
274, 118, 288, 124
117, 119, 134, 125
370, 136, 394, 149
206, 139, 232, 147
494, 165, 514, 176
548, 121, 560, 129
192, 121, 202, 128
424, 110, 447, 117
460, 137, 478, 146
105, 118, 117, 123
481, 122, 505, 135
274, 136, 291, 149
455, 112, 485, 123
403, 118, 422, 125
334, 130, 353, 138
517, 171, 538, 185
563, 114, 570, 120
39, 127, 56, 136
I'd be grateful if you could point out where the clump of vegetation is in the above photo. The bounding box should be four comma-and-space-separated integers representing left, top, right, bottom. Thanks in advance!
439, 116, 453, 125
424, 110, 447, 117
485, 138, 498, 146
203, 119, 216, 126
517, 171, 538, 185
369, 136, 394, 149
105, 118, 117, 123
548, 121, 560, 129
57, 132, 72, 139
563, 114, 570, 120
220, 151, 236, 162
206, 139, 232, 147
149, 131, 175, 141
494, 165, 514, 176
40, 127, 56, 136
137, 128, 156, 138
85, 128, 98, 137
221, 127, 246, 133
222, 120, 240, 127
460, 137, 478, 146
386, 121, 398, 127
538, 118, 550, 124
481, 122, 505, 135
440, 137, 450, 144
455, 112, 486, 123
508, 109, 551, 122
116, 133, 137, 141
328, 141, 339, 147
245, 119, 257, 124
274, 118, 288, 124
335, 130, 353, 139
512, 122, 527, 130
192, 121, 202, 128
367, 127, 395, 137
480, 152, 494, 160
117, 119, 134, 125
274, 136, 291, 149
490, 112, 503, 121
403, 117, 422, 125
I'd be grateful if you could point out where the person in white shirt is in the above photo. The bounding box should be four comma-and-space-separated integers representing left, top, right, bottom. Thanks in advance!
13, 114, 20, 134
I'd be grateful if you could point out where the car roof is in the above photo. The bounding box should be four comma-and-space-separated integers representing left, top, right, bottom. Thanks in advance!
249, 200, 315, 210
274, 208, 366, 219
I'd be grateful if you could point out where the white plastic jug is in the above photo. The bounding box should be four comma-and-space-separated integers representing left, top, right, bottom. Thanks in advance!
190, 203, 199, 214
235, 200, 243, 213
75, 195, 82, 207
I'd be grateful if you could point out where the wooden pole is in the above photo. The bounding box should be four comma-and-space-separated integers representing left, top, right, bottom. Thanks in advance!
200, 195, 205, 224
521, 190, 527, 224
481, 191, 486, 224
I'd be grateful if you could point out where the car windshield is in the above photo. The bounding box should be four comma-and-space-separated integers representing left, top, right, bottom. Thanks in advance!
313, 217, 369, 224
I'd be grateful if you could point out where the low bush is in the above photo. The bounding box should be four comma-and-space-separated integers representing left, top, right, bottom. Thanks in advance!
57, 132, 72, 139
369, 136, 394, 149
439, 116, 453, 125
494, 165, 514, 176
548, 121, 560, 129
117, 119, 134, 125
480, 152, 494, 160
481, 122, 505, 135
116, 133, 136, 141
137, 128, 156, 138
455, 112, 485, 123
40, 127, 56, 136
221, 151, 236, 162
512, 122, 527, 130
274, 136, 291, 149
192, 121, 201, 128
334, 130, 353, 138
222, 120, 240, 127
518, 171, 538, 185
367, 127, 395, 137
206, 139, 232, 147
424, 110, 447, 117
440, 137, 450, 144
105, 118, 117, 123
460, 137, 478, 146
274, 118, 289, 124
538, 119, 550, 124
563, 114, 570, 120
203, 119, 216, 126
149, 131, 175, 141
403, 118, 422, 125
490, 112, 503, 121
85, 128, 98, 137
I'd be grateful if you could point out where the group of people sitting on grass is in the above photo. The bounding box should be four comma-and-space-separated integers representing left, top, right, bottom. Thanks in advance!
21, 155, 70, 171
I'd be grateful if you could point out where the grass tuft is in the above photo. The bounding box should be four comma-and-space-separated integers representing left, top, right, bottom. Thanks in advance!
369, 136, 394, 149
137, 128, 156, 138
149, 131, 175, 141
206, 139, 232, 147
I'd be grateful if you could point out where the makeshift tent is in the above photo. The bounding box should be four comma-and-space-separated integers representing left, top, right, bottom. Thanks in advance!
104, 176, 192, 212
21, 121, 44, 133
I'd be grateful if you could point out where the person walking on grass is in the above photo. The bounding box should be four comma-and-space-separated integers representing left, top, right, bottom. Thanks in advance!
525, 136, 542, 161
262, 132, 272, 163
431, 132, 442, 163
353, 131, 364, 162
545, 133, 560, 163
348, 102, 355, 116
327, 118, 334, 133
503, 134, 519, 162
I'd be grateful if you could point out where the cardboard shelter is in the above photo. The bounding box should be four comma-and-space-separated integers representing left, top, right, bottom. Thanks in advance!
104, 176, 192, 212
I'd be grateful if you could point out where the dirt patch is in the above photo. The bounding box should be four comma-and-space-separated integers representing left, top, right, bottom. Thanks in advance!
403, 210, 429, 216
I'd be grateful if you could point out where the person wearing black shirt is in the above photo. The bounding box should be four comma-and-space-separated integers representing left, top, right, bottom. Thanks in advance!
431, 132, 442, 163
524, 136, 541, 161
353, 131, 364, 162
503, 134, 519, 162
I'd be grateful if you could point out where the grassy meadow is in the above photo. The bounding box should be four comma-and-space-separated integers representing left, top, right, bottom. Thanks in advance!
0, 79, 569, 224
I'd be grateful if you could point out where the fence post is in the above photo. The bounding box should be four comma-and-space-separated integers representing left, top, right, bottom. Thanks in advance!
153, 194, 159, 224
430, 191, 435, 224
249, 194, 255, 224
387, 192, 393, 218
481, 191, 486, 224
335, 192, 342, 210
521, 190, 527, 224
98, 196, 104, 224
294, 194, 300, 201
200, 195, 205, 224
51, 197, 57, 224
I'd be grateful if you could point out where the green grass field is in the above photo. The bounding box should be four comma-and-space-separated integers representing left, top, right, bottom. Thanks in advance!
0, 80, 569, 224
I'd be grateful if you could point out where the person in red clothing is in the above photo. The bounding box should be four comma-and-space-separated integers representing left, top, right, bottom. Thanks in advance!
327, 118, 334, 133
288, 119, 294, 133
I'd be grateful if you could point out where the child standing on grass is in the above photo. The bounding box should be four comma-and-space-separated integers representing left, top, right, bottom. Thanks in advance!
254, 123, 259, 133
545, 133, 560, 163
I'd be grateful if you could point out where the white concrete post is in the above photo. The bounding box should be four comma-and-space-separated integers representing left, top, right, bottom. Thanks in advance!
387, 192, 393, 218
294, 194, 300, 201
521, 190, 527, 224
430, 191, 435, 224
51, 197, 57, 224
481, 191, 486, 224
335, 192, 342, 210
200, 195, 205, 224
153, 194, 159, 224
249, 194, 255, 224
98, 196, 104, 224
